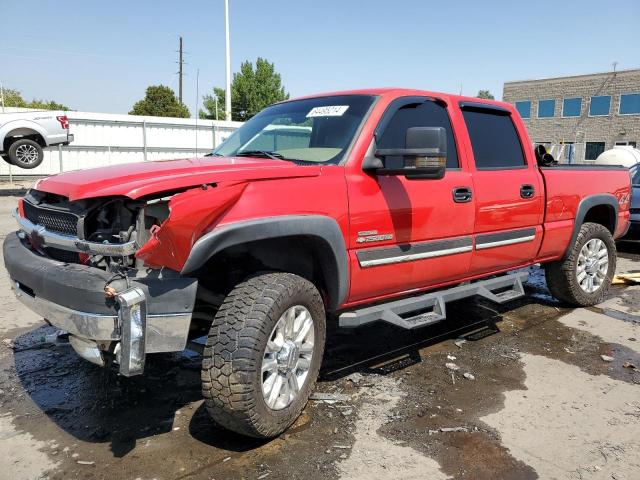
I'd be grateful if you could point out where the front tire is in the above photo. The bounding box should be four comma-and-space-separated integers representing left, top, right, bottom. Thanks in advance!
544, 222, 616, 306
8, 139, 44, 169
201, 272, 326, 438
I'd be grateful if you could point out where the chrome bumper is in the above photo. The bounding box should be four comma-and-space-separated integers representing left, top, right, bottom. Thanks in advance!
12, 281, 192, 375
13, 209, 137, 256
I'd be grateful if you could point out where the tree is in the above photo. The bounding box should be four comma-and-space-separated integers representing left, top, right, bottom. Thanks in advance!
200, 57, 288, 121
1, 87, 70, 110
200, 87, 227, 120
477, 90, 495, 100
129, 85, 190, 118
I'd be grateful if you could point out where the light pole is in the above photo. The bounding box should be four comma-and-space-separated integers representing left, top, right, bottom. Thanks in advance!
224, 0, 231, 121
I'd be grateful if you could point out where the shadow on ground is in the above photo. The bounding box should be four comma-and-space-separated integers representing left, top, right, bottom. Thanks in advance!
11, 266, 561, 456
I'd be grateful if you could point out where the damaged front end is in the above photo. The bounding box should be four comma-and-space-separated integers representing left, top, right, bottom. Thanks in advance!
6, 189, 200, 376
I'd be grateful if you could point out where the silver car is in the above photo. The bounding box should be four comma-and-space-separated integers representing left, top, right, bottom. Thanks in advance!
0, 111, 74, 169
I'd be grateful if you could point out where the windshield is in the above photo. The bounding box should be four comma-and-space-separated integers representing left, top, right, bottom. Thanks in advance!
632, 165, 640, 186
213, 95, 375, 165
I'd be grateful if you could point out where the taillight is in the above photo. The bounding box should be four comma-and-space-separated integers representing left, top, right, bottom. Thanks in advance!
17, 198, 25, 218
56, 115, 69, 129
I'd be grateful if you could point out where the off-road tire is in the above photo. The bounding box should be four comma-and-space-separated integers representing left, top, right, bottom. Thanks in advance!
544, 222, 616, 307
201, 272, 326, 438
8, 139, 44, 169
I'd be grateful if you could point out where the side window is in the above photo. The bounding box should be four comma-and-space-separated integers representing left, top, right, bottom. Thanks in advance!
461, 109, 525, 169
377, 99, 459, 168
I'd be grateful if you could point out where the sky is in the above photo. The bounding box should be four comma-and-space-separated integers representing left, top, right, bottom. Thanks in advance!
1, 0, 638, 116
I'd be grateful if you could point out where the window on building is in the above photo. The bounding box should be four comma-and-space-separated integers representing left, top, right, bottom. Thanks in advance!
619, 93, 640, 115
562, 97, 582, 117
377, 98, 459, 168
461, 108, 525, 169
589, 96, 611, 116
515, 101, 531, 119
615, 141, 637, 148
537, 99, 555, 118
585, 142, 606, 160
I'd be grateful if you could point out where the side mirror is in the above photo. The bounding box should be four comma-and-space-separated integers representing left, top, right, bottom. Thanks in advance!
365, 127, 447, 179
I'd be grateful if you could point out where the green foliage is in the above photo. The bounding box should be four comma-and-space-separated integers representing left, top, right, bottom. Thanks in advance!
129, 85, 190, 118
200, 87, 227, 120
477, 90, 495, 100
200, 57, 288, 121
1, 87, 70, 110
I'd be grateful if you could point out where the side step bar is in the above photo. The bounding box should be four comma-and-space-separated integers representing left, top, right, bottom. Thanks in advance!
339, 271, 528, 330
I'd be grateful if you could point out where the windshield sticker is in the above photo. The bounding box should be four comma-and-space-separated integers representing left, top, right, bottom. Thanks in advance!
306, 105, 349, 118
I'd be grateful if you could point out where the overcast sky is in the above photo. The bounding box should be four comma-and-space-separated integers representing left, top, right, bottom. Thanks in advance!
1, 0, 638, 116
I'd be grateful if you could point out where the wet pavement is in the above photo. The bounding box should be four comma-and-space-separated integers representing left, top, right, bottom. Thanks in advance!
0, 194, 638, 479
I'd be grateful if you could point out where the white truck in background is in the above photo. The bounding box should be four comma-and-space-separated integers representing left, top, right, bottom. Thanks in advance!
0, 111, 73, 169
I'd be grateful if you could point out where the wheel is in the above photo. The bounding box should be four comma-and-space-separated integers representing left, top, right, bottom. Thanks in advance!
201, 272, 326, 438
544, 222, 616, 306
8, 139, 44, 169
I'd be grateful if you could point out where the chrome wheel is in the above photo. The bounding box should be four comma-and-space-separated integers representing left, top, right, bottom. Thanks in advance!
576, 238, 609, 293
262, 305, 314, 411
15, 143, 40, 165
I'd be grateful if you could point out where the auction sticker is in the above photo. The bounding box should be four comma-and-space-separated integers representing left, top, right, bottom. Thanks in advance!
306, 105, 349, 117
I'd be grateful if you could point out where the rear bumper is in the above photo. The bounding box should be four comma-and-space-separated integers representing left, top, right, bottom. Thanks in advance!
3, 233, 198, 375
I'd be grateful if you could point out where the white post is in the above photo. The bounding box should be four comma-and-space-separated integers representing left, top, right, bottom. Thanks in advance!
0, 82, 5, 113
58, 144, 63, 173
142, 120, 148, 161
224, 0, 232, 121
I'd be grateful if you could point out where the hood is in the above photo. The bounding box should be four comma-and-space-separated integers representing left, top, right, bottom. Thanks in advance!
34, 157, 322, 201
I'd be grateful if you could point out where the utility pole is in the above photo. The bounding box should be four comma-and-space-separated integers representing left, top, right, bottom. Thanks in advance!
224, 0, 232, 121
178, 36, 184, 104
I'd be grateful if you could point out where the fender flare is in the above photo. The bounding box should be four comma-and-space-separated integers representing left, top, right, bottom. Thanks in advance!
564, 193, 618, 258
0, 119, 49, 149
181, 215, 349, 310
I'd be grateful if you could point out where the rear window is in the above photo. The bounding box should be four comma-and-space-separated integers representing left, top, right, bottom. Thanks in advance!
461, 108, 526, 169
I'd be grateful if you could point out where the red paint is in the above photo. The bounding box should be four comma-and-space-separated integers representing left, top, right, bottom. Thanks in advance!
31, 88, 632, 309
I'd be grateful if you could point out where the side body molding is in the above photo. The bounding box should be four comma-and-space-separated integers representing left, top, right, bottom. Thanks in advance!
181, 215, 350, 310
563, 193, 619, 258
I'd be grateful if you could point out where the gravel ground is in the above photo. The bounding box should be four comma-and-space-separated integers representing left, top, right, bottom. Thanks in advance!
0, 192, 638, 480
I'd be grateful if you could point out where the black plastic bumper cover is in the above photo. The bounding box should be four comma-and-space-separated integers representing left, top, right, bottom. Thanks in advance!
3, 232, 197, 317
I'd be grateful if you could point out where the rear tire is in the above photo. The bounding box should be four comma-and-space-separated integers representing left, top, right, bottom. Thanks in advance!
544, 222, 616, 306
8, 139, 44, 169
201, 272, 326, 438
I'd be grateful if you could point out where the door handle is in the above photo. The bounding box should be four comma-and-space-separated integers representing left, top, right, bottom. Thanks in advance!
520, 184, 535, 199
453, 187, 473, 203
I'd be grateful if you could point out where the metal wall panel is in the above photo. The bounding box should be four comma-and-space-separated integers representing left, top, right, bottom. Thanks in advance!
0, 111, 241, 177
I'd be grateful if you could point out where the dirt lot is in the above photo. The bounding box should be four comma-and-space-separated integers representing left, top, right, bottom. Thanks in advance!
0, 193, 638, 480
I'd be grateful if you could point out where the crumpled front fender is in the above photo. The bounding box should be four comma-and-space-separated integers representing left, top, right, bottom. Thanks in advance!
135, 182, 247, 271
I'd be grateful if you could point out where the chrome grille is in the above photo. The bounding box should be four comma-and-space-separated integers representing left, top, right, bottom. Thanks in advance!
23, 201, 79, 236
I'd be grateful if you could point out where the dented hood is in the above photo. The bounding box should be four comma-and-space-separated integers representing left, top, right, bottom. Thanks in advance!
34, 157, 322, 201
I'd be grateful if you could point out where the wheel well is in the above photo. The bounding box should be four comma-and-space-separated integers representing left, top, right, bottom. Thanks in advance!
582, 204, 615, 234
3, 128, 46, 152
193, 235, 341, 312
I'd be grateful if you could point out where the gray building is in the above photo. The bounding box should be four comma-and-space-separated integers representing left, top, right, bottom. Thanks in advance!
503, 68, 640, 162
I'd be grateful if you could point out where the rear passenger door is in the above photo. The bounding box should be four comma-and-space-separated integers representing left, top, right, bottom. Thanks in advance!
459, 103, 544, 274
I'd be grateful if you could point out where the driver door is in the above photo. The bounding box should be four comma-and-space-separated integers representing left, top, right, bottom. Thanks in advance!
346, 96, 475, 303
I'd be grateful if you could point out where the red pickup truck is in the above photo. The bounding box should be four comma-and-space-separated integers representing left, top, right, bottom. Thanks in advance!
4, 89, 631, 438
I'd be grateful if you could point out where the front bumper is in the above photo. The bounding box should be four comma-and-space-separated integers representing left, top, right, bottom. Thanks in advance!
3, 233, 198, 375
